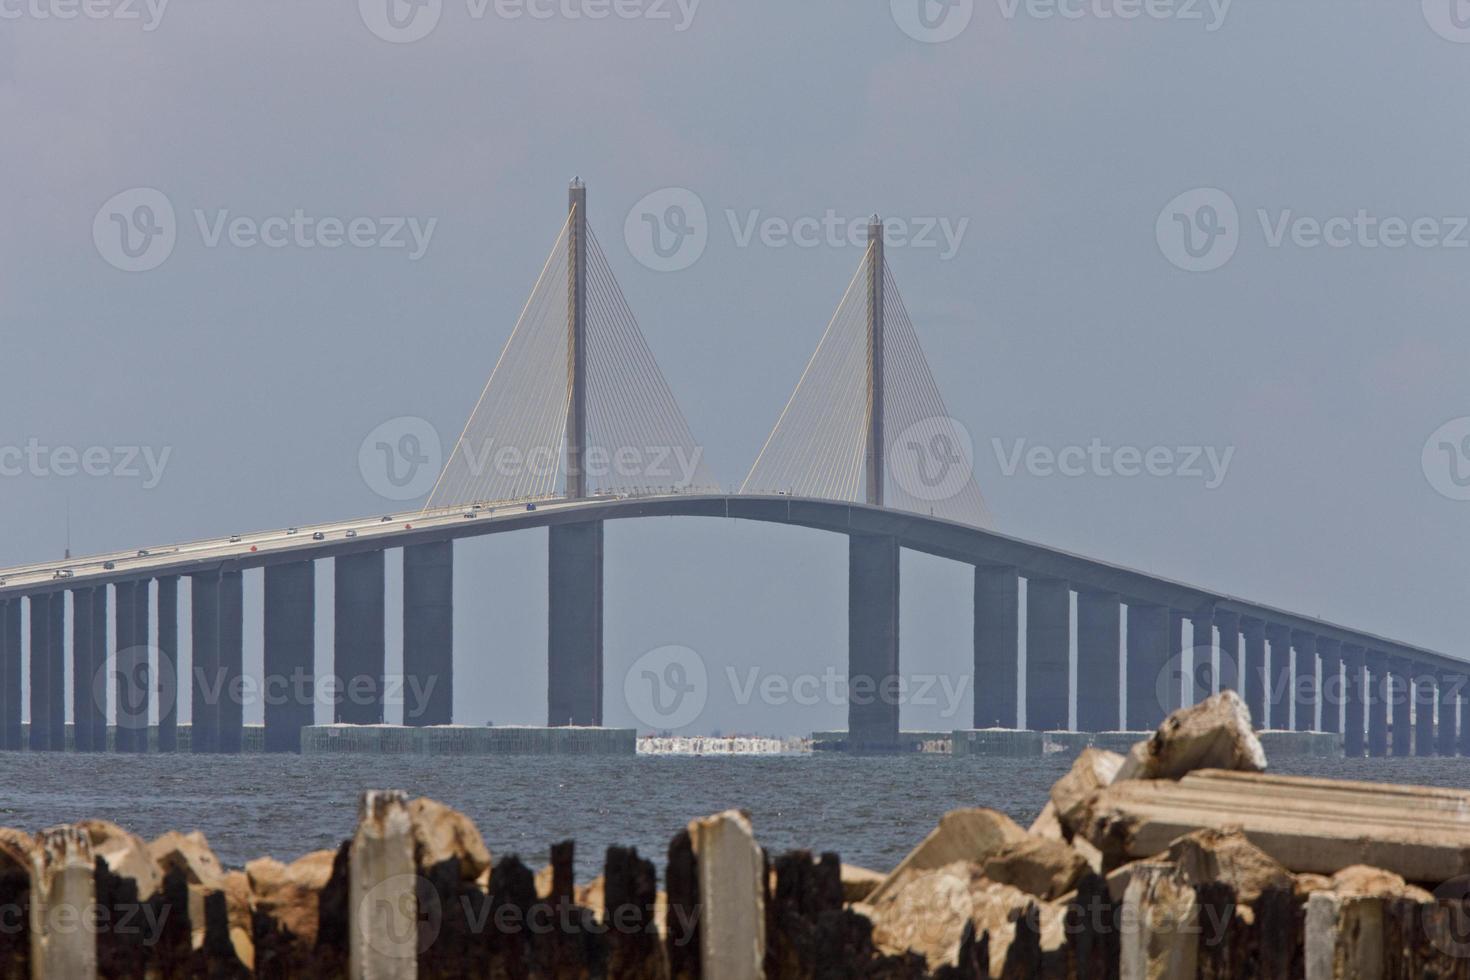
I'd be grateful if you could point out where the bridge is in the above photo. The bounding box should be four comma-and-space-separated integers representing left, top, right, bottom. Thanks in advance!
0, 182, 1460, 757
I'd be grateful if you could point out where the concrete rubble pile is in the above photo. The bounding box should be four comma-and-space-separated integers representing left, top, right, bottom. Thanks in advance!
2, 690, 1470, 976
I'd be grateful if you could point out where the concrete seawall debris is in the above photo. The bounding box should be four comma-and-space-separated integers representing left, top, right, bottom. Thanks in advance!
0, 691, 1468, 977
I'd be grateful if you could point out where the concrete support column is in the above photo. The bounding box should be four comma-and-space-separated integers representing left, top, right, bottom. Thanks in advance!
47, 591, 64, 750
1292, 631, 1317, 732
71, 589, 94, 753
264, 561, 315, 753
335, 551, 386, 726
1265, 625, 1293, 730
1026, 578, 1070, 732
973, 566, 1019, 729
1075, 591, 1121, 732
1365, 651, 1388, 758
1168, 611, 1185, 713
190, 572, 220, 754
1242, 618, 1267, 727
30, 593, 53, 751
115, 580, 150, 753
156, 577, 179, 752
1461, 683, 1470, 759
1317, 638, 1342, 736
1214, 610, 1240, 694
547, 526, 601, 729
1438, 669, 1460, 757
0, 599, 18, 750
1189, 610, 1215, 705
1126, 603, 1169, 731
88, 588, 107, 751
847, 534, 900, 750
218, 570, 244, 753
1389, 656, 1412, 757
404, 541, 454, 727
1414, 666, 1436, 757
1342, 645, 1365, 758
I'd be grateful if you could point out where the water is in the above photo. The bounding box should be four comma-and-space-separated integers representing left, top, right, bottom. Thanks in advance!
1, 753, 1467, 879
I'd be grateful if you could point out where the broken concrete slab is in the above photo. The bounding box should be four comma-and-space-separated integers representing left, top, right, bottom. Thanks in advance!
1051, 748, 1125, 836
840, 864, 884, 904
29, 826, 97, 980
1166, 828, 1293, 904
1116, 690, 1267, 782
406, 796, 491, 883
1119, 861, 1197, 980
1086, 769, 1470, 883
349, 790, 417, 980
78, 819, 161, 901
866, 808, 1028, 906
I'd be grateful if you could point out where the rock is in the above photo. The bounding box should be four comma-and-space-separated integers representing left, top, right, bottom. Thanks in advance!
840, 864, 885, 904
1116, 690, 1267, 782
534, 863, 555, 899
1305, 890, 1383, 980
247, 850, 336, 946
1072, 834, 1104, 875
867, 808, 1028, 906
866, 860, 1066, 974
149, 830, 226, 956
1050, 748, 1124, 835
78, 819, 161, 901
1027, 801, 1064, 839
1294, 874, 1332, 897
1165, 828, 1293, 903
1329, 865, 1434, 902
219, 870, 255, 973
407, 796, 491, 881
981, 836, 1089, 900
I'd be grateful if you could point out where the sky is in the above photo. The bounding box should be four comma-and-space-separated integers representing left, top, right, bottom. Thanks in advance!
2, 0, 1469, 736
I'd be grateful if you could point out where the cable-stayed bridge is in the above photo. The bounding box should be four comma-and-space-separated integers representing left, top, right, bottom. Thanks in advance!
0, 183, 1458, 756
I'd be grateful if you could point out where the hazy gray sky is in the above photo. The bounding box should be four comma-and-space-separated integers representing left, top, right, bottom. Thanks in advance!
4, 0, 1469, 735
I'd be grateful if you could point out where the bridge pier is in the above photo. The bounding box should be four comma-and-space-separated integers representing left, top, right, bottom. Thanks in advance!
1242, 618, 1266, 726
335, 551, 386, 725
1189, 611, 1214, 704
1075, 591, 1120, 732
1026, 579, 1069, 732
0, 599, 18, 750
1265, 624, 1293, 730
1414, 667, 1436, 757
190, 572, 220, 753
404, 542, 453, 727
1389, 656, 1411, 756
547, 525, 602, 728
157, 577, 179, 752
1365, 651, 1388, 757
115, 580, 151, 753
1317, 638, 1342, 737
1437, 669, 1458, 757
218, 571, 244, 753
848, 534, 900, 750
28, 594, 51, 750
264, 561, 315, 752
1461, 680, 1470, 758
1214, 611, 1239, 693
1125, 603, 1168, 730
71, 589, 94, 753
1342, 645, 1365, 757
1292, 631, 1317, 732
973, 566, 1019, 729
